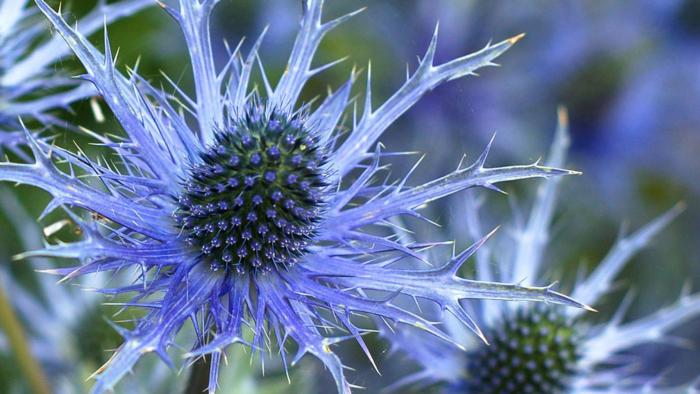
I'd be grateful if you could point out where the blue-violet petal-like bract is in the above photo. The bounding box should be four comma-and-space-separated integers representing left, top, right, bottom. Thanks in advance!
0, 0, 152, 149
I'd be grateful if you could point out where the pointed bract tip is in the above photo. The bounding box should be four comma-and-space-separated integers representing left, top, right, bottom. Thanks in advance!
508, 33, 526, 45
479, 334, 490, 346
557, 105, 569, 127
583, 304, 598, 313
34, 268, 61, 276
546, 166, 582, 176
486, 225, 501, 238
671, 200, 687, 215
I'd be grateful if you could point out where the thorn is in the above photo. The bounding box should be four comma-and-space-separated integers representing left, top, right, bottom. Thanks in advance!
482, 183, 507, 194
508, 32, 526, 45
90, 97, 106, 123
472, 133, 496, 170
557, 105, 569, 127
672, 200, 687, 215
43, 219, 72, 238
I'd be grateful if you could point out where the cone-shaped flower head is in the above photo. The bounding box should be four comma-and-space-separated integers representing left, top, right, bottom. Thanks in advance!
462, 305, 580, 393
176, 104, 328, 273
2, 1, 589, 392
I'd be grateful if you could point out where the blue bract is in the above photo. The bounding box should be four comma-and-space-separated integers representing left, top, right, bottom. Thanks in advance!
0, 0, 151, 140
4, 1, 588, 393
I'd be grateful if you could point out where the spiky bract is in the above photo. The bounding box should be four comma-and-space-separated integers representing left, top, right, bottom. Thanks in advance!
0, 0, 151, 133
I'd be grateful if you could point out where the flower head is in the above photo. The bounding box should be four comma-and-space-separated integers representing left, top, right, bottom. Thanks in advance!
176, 103, 328, 273
385, 108, 700, 394
462, 305, 580, 393
3, 1, 588, 392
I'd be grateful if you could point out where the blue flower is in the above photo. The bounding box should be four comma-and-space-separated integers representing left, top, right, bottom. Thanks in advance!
4, 1, 588, 392
0, 0, 151, 155
384, 108, 700, 394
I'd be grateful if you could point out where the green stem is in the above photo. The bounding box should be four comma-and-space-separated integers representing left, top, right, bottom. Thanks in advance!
0, 283, 51, 394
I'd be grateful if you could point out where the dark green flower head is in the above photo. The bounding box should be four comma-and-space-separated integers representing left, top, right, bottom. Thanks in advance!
463, 305, 580, 394
177, 106, 326, 273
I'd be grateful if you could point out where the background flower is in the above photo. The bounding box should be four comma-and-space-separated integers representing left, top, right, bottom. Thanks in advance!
382, 110, 700, 393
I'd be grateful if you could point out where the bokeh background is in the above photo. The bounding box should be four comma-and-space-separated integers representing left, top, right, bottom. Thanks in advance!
1, 0, 699, 393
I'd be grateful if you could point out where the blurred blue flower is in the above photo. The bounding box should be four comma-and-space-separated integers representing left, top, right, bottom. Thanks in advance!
0, 0, 591, 392
384, 108, 700, 393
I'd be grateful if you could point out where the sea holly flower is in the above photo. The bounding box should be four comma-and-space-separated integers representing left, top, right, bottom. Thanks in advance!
384, 108, 700, 394
3, 1, 588, 392
0, 0, 152, 157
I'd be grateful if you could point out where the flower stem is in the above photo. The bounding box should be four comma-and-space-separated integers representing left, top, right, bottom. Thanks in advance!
185, 355, 212, 394
0, 283, 51, 394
